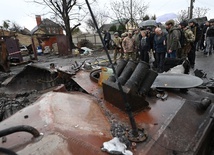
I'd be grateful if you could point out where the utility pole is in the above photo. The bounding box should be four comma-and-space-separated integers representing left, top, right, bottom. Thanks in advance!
189, 0, 195, 19
130, 0, 133, 27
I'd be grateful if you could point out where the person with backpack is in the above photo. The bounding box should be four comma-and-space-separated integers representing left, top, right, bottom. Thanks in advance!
204, 19, 214, 56
165, 19, 181, 58
178, 21, 195, 59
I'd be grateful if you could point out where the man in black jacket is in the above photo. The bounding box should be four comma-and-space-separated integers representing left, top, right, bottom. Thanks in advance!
205, 19, 214, 56
188, 19, 202, 68
103, 30, 111, 50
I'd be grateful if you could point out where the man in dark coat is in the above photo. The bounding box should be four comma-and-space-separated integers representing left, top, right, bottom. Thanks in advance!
153, 27, 167, 73
103, 30, 111, 50
188, 19, 202, 68
205, 19, 214, 56
165, 19, 181, 58
139, 30, 150, 63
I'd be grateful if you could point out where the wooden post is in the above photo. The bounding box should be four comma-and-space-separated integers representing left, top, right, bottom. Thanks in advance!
31, 37, 38, 60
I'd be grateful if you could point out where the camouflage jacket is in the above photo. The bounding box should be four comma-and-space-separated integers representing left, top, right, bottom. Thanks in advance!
183, 28, 195, 45
112, 37, 122, 49
122, 36, 136, 53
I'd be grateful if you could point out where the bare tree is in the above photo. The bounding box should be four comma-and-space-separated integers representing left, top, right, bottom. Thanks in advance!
2, 20, 10, 30
178, 7, 210, 21
110, 0, 148, 26
85, 10, 109, 32
177, 10, 189, 21
193, 7, 210, 18
10, 22, 22, 32
32, 0, 95, 52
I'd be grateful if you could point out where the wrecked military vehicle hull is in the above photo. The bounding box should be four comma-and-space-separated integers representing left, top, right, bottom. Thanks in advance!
0, 62, 214, 155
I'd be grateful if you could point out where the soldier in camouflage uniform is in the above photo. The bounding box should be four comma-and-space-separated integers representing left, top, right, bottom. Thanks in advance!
179, 21, 195, 59
112, 32, 122, 64
122, 31, 136, 61
132, 28, 141, 60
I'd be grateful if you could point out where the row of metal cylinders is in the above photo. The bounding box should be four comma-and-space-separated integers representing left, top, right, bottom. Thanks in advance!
108, 60, 158, 95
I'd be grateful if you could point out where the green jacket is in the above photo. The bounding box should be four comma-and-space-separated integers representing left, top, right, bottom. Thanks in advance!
166, 26, 181, 51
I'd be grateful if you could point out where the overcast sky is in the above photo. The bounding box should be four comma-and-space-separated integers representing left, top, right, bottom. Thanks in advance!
0, 0, 213, 31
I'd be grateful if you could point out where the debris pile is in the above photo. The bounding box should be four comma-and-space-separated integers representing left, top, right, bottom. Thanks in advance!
0, 91, 37, 121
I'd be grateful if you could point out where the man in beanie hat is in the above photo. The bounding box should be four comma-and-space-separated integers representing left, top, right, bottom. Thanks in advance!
178, 21, 195, 59
165, 19, 175, 26
165, 19, 181, 58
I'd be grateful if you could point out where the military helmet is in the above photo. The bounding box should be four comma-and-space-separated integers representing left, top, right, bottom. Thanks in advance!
188, 19, 197, 24
114, 32, 119, 35
121, 33, 127, 37
179, 21, 188, 27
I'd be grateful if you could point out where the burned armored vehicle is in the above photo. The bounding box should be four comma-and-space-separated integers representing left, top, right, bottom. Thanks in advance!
0, 53, 213, 155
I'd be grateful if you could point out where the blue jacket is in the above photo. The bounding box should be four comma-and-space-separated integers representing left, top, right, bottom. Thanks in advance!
153, 33, 167, 53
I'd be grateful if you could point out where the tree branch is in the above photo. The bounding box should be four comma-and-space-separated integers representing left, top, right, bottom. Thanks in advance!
71, 23, 81, 32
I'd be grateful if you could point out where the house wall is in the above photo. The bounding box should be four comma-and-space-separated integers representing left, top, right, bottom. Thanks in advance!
43, 37, 57, 49
15, 33, 32, 46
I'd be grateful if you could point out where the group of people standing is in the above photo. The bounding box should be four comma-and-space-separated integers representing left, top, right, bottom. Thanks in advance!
108, 18, 214, 73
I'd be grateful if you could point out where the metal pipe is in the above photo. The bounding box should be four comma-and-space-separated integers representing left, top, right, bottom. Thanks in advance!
0, 125, 40, 138
118, 60, 137, 85
139, 70, 158, 95
125, 61, 149, 90
85, 0, 139, 137
108, 59, 128, 82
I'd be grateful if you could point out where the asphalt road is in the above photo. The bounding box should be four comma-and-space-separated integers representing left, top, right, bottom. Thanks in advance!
194, 49, 214, 81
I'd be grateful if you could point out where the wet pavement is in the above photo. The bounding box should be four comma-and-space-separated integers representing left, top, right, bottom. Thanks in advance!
193, 49, 214, 81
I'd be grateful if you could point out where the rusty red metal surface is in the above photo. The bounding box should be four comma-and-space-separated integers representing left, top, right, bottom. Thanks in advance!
72, 70, 214, 154
0, 92, 111, 155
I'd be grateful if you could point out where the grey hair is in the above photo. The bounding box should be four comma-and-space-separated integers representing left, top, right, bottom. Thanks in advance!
155, 27, 162, 33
